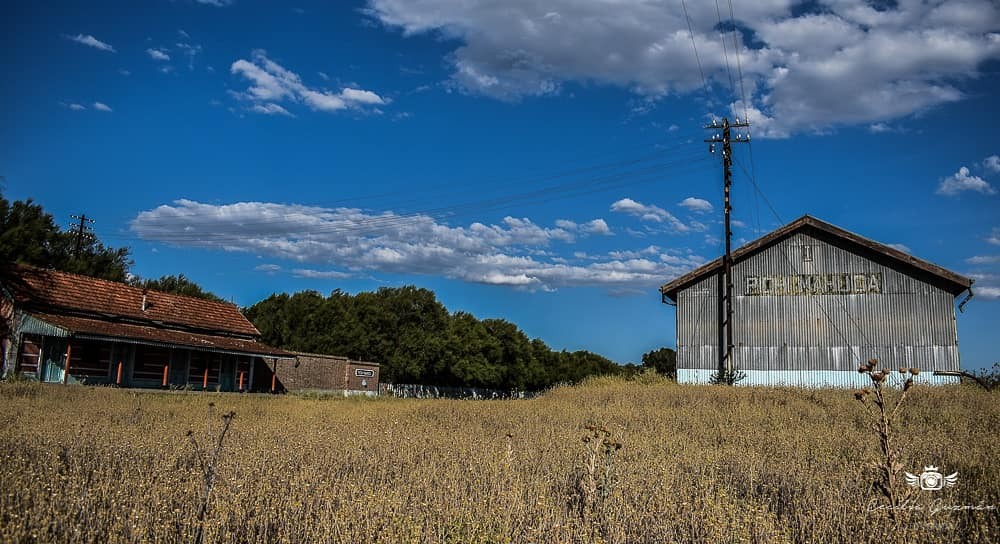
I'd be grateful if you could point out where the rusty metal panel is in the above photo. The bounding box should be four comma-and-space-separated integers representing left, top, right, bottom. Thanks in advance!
675, 231, 962, 382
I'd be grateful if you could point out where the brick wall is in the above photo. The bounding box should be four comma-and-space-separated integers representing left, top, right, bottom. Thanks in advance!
278, 352, 380, 392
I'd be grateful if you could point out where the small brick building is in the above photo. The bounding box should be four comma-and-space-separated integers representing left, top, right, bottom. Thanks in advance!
275, 351, 379, 395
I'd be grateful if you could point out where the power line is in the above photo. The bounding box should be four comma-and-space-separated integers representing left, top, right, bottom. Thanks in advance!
104, 152, 712, 244
713, 0, 737, 99
725, 0, 760, 235
680, 0, 709, 95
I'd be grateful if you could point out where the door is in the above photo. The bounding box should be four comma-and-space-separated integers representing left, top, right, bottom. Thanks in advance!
40, 339, 67, 383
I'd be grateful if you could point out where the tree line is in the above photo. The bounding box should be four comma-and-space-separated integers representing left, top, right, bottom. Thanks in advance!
2, 190, 675, 388
244, 288, 634, 389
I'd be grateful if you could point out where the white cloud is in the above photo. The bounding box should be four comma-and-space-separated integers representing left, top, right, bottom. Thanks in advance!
937, 166, 997, 196
250, 103, 293, 116
983, 155, 1000, 174
131, 199, 704, 291
886, 243, 911, 254
580, 219, 611, 235
678, 197, 713, 213
967, 255, 1000, 265
610, 198, 689, 232
92, 102, 112, 112
147, 48, 170, 61
66, 103, 86, 111
988, 228, 1000, 246
230, 50, 387, 115
195, 0, 234, 6
976, 286, 1000, 300
254, 264, 281, 274
367, 0, 1000, 136
65, 34, 115, 53
292, 269, 354, 279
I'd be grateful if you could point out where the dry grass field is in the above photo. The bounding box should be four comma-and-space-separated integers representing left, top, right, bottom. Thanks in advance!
1, 376, 997, 543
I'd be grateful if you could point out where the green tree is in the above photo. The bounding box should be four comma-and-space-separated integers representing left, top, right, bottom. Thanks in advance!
0, 193, 131, 281
136, 274, 224, 302
641, 347, 677, 379
244, 285, 627, 390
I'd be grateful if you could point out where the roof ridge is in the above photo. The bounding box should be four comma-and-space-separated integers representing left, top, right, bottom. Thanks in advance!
659, 215, 972, 299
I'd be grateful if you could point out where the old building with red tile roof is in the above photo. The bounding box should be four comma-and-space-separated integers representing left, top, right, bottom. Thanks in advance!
1, 264, 292, 391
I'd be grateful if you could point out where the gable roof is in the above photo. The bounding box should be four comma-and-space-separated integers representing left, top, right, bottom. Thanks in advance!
1, 264, 260, 337
660, 215, 973, 301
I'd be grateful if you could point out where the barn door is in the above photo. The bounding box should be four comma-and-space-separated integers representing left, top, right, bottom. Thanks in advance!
39, 339, 67, 383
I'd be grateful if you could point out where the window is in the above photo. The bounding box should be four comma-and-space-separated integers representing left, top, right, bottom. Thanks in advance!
801, 245, 813, 262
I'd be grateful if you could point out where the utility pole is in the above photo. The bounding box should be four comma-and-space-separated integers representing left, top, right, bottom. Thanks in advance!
69, 214, 95, 258
705, 117, 750, 379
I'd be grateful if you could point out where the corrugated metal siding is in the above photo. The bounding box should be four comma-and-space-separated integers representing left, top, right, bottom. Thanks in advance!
678, 369, 960, 387
18, 314, 70, 337
676, 232, 962, 379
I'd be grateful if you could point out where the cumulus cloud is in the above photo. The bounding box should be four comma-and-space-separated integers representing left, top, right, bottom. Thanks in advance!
292, 269, 354, 279
977, 286, 1000, 300
92, 102, 112, 112
230, 50, 386, 115
250, 103, 293, 116
983, 155, 1000, 174
937, 166, 997, 196
610, 198, 689, 232
66, 103, 86, 111
678, 197, 713, 213
147, 48, 171, 61
254, 264, 282, 275
65, 34, 115, 53
988, 228, 1000, 246
195, 0, 234, 6
130, 199, 703, 291
367, 0, 1000, 136
967, 255, 1000, 265
886, 243, 911, 254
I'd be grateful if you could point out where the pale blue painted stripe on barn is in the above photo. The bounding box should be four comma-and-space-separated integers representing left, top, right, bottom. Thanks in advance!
677, 369, 959, 387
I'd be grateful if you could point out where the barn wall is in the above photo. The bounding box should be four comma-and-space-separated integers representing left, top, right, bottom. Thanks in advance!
676, 232, 962, 385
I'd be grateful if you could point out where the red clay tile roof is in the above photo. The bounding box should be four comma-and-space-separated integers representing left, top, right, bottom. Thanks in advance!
32, 313, 291, 357
2, 264, 260, 337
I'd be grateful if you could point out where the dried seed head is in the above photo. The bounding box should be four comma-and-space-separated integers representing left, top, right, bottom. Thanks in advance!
867, 358, 878, 369
909, 367, 920, 376
858, 366, 868, 374
854, 391, 865, 401
872, 372, 887, 383
898, 368, 907, 374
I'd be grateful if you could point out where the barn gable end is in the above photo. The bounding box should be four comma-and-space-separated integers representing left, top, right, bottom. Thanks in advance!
661, 216, 973, 387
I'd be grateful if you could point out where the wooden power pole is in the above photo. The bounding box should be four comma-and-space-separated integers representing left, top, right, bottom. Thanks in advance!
69, 214, 94, 258
705, 117, 749, 379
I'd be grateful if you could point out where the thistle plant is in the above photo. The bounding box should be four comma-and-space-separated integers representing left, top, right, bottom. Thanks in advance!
854, 358, 919, 517
568, 424, 622, 527
187, 407, 237, 544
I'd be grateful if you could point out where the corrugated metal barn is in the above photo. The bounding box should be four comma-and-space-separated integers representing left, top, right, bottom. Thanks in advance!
660, 216, 974, 387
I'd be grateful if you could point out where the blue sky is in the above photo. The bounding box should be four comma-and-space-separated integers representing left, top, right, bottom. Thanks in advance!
2, 0, 998, 369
